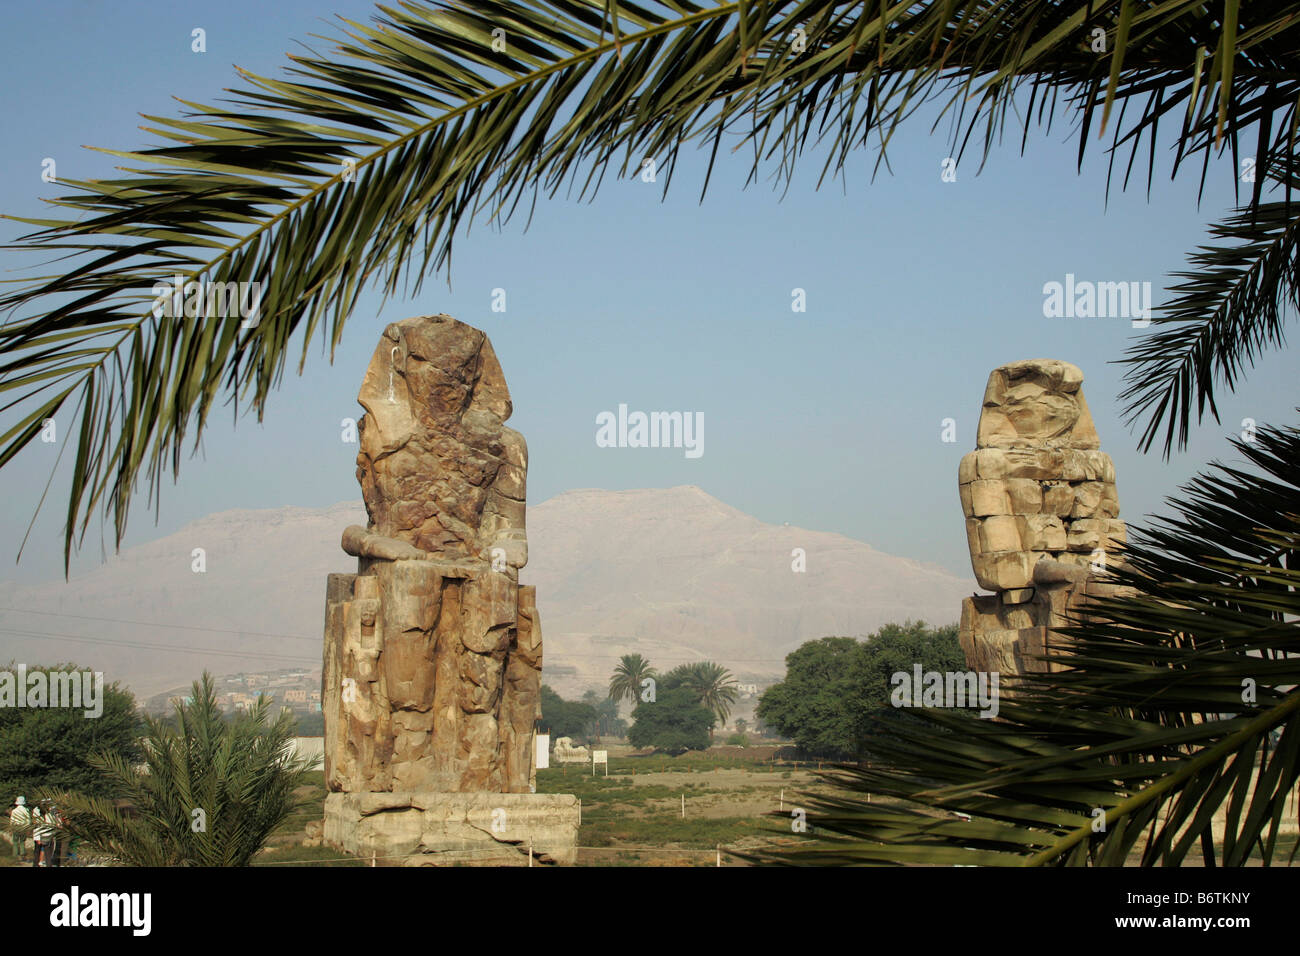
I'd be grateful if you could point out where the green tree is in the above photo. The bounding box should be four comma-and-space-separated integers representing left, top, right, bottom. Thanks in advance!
540, 685, 597, 741
581, 690, 627, 739
608, 654, 656, 710
627, 687, 713, 754
757, 623, 963, 758
669, 662, 739, 729
852, 621, 966, 728
39, 673, 314, 867
0, 664, 142, 800
758, 638, 861, 757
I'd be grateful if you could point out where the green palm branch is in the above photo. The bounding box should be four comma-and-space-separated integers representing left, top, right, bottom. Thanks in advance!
608, 653, 656, 706
2, 1, 1297, 566
1120, 148, 1300, 455
38, 673, 315, 867
757, 420, 1300, 866
662, 660, 738, 726
686, 661, 740, 727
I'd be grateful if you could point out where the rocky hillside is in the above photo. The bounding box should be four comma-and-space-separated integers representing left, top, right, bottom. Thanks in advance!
0, 487, 973, 699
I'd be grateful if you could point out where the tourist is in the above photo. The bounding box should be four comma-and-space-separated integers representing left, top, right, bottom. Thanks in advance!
49, 804, 65, 867
32, 803, 54, 867
8, 796, 31, 862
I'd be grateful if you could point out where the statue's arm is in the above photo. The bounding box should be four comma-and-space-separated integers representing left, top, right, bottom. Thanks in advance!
341, 526, 429, 561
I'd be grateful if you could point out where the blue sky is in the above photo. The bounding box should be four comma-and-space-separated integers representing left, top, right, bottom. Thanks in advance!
1, 0, 1296, 585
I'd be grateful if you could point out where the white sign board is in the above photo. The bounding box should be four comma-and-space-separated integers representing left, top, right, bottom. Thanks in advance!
535, 733, 550, 770
593, 750, 608, 776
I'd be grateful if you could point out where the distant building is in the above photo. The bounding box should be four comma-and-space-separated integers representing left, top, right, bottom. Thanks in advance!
284, 689, 307, 704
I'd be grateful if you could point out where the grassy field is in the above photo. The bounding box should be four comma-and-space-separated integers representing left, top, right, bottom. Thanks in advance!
8, 748, 1294, 867
534, 749, 830, 865
247, 749, 1300, 867
248, 748, 829, 867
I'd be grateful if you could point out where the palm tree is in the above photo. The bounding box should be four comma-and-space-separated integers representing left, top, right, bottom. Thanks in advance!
757, 422, 1300, 866
0, 2, 1296, 568
608, 654, 656, 708
661, 661, 739, 729
39, 673, 314, 866
679, 661, 740, 728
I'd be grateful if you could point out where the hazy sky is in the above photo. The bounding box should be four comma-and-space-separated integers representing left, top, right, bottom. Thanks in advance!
1, 0, 1296, 586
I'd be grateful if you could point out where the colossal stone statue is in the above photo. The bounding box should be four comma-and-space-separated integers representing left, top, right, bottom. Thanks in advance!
322, 315, 577, 864
957, 359, 1134, 680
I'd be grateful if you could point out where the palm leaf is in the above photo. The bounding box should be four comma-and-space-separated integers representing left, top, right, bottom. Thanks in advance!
1120, 148, 1300, 457
755, 419, 1300, 866
609, 652, 657, 705
39, 672, 314, 866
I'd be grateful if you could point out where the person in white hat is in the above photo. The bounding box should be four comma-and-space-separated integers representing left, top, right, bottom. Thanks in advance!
8, 796, 31, 863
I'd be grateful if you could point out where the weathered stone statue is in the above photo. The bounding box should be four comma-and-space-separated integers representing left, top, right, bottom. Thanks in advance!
552, 736, 590, 765
957, 359, 1133, 680
322, 315, 577, 864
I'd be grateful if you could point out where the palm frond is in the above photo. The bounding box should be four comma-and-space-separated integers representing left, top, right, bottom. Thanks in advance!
609, 652, 656, 704
39, 672, 314, 866
757, 419, 1300, 866
1119, 148, 1300, 457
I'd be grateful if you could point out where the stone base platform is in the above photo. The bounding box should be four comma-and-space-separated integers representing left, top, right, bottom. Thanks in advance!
324, 791, 580, 866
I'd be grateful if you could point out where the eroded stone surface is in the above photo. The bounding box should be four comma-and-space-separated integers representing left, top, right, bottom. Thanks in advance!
322, 316, 575, 863
958, 360, 1135, 683
324, 792, 579, 866
958, 360, 1126, 592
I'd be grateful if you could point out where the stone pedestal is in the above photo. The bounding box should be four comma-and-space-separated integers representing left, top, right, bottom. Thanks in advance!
958, 571, 1137, 679
324, 792, 580, 866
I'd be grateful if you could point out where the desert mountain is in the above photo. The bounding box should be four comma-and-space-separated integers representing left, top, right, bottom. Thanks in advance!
0, 486, 973, 700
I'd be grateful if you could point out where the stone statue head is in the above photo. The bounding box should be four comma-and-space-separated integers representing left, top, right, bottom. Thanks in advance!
354, 314, 525, 559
